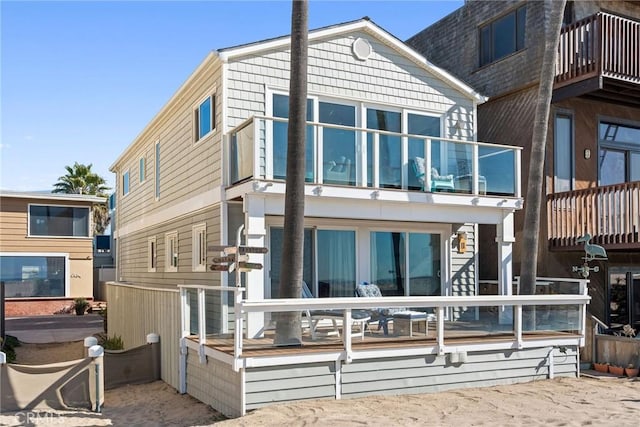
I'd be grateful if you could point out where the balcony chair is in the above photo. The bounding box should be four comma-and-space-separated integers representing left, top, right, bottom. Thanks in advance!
302, 281, 370, 340
410, 157, 455, 192
354, 281, 406, 335
325, 156, 352, 183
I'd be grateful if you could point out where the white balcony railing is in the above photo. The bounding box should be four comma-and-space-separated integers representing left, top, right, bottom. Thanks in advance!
230, 116, 522, 198
179, 278, 589, 371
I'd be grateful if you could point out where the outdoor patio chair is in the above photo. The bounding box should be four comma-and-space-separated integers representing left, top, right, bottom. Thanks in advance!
354, 282, 405, 335
301, 282, 370, 340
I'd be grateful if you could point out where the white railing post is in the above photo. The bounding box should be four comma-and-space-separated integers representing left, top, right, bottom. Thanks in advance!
234, 287, 244, 371
515, 305, 523, 349
515, 149, 522, 198
437, 305, 445, 355
425, 138, 432, 192
198, 287, 206, 363
88, 345, 104, 413
472, 143, 479, 194
253, 117, 261, 179
373, 132, 380, 188
343, 309, 353, 364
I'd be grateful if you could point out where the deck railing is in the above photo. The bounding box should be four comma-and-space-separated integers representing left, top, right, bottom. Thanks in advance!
547, 181, 640, 248
229, 116, 522, 197
179, 279, 589, 371
556, 12, 640, 86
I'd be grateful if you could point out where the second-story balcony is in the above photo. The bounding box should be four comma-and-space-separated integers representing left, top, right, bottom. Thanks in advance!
547, 181, 640, 250
554, 12, 640, 106
229, 116, 522, 199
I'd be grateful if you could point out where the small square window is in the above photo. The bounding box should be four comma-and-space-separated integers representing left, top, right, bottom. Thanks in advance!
165, 231, 178, 272
195, 95, 214, 142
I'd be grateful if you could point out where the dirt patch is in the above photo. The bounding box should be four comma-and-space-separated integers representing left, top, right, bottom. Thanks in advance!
13, 340, 86, 364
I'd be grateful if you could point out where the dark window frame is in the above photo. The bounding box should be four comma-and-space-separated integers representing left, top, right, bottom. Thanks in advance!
479, 5, 527, 67
28, 204, 91, 237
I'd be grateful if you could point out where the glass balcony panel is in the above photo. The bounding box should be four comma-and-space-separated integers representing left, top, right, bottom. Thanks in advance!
323, 127, 356, 185
524, 305, 581, 334
479, 146, 516, 196
442, 142, 473, 194
272, 122, 315, 182
445, 305, 515, 339
230, 121, 254, 184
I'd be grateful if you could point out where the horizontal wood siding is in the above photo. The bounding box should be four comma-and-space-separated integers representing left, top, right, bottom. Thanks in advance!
226, 31, 475, 139
0, 197, 94, 258
114, 56, 223, 231
245, 362, 336, 409
118, 206, 221, 288
340, 347, 577, 398
105, 283, 181, 389
186, 347, 242, 418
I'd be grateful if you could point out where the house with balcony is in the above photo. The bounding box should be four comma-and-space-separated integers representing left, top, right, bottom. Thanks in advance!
108, 18, 591, 417
0, 190, 105, 316
408, 0, 640, 332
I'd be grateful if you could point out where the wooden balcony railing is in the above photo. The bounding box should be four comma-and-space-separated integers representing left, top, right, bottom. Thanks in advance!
556, 12, 640, 87
547, 181, 640, 249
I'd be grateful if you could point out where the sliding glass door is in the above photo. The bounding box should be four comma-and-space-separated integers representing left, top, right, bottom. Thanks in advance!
370, 231, 441, 297
269, 227, 356, 298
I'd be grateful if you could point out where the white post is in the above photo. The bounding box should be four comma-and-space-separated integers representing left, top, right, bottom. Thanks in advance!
198, 287, 206, 363
472, 143, 479, 194
496, 212, 515, 325
179, 287, 189, 394
343, 309, 353, 364
0, 352, 6, 365
244, 196, 266, 338
84, 336, 98, 358
234, 287, 243, 372
515, 305, 523, 349
425, 138, 432, 192
88, 345, 104, 413
437, 305, 445, 355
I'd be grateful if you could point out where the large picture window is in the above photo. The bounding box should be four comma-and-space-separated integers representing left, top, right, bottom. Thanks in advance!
479, 5, 526, 66
29, 205, 90, 237
0, 255, 67, 298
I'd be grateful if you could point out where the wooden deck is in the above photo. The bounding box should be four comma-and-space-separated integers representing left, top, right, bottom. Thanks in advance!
190, 328, 580, 358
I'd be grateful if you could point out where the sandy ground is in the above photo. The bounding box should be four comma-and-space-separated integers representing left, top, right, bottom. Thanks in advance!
3, 340, 639, 426
1, 376, 639, 426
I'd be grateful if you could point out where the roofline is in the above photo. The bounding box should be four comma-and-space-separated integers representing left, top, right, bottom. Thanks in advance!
0, 191, 106, 204
110, 50, 219, 171
111, 18, 486, 170
217, 17, 487, 103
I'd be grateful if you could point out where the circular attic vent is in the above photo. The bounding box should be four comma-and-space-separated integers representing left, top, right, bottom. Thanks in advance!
352, 37, 373, 61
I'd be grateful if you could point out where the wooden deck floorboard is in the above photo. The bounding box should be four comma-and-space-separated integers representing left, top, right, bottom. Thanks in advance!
189, 330, 580, 358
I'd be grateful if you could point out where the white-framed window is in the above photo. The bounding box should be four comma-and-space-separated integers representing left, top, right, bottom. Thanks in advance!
192, 223, 207, 272
0, 252, 70, 298
147, 236, 156, 272
194, 94, 215, 142
122, 170, 130, 196
165, 231, 178, 272
155, 141, 160, 199
28, 204, 91, 237
139, 157, 146, 183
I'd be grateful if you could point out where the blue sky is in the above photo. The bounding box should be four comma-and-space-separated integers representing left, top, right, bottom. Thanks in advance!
1, 0, 463, 192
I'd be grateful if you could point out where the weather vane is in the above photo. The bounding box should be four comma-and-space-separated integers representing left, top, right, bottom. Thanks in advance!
572, 233, 607, 278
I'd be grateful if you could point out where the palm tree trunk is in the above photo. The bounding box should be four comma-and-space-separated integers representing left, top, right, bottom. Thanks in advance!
275, 0, 308, 346
519, 0, 566, 296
